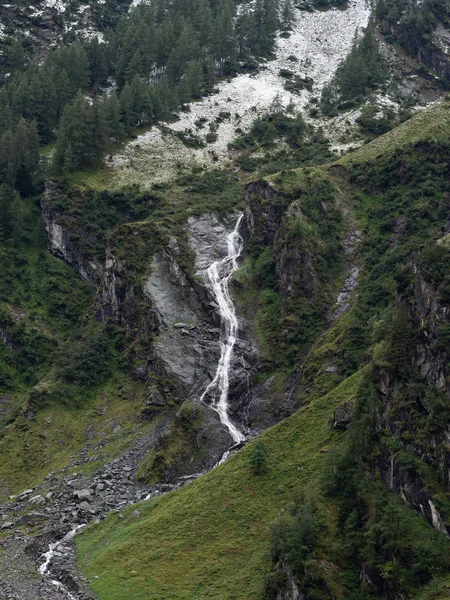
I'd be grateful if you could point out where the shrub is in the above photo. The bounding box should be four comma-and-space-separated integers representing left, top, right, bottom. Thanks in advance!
248, 440, 268, 475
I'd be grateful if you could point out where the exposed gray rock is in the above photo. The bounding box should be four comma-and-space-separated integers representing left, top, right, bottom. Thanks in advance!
73, 489, 92, 501
41, 184, 102, 286
188, 214, 230, 276
331, 399, 354, 431
143, 231, 219, 398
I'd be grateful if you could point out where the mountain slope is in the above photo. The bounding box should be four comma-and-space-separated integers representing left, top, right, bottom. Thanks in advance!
76, 97, 450, 600
77, 371, 363, 600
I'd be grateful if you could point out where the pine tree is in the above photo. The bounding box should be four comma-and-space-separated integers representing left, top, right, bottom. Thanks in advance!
63, 142, 75, 174
213, 0, 236, 74
87, 37, 108, 90
119, 82, 135, 131
0, 88, 12, 136
28, 68, 58, 142
70, 42, 91, 96
281, 0, 294, 31
0, 130, 15, 187
185, 59, 203, 99
16, 119, 40, 196
156, 78, 177, 119
53, 92, 93, 173
103, 92, 124, 141
0, 184, 14, 242
203, 57, 216, 93
86, 99, 107, 167
177, 74, 192, 105
193, 0, 213, 46
53, 68, 72, 119
248, 441, 268, 475
130, 75, 152, 126
7, 39, 27, 72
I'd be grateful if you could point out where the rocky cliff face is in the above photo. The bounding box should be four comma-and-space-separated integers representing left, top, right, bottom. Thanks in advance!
245, 181, 288, 248
412, 261, 450, 391
381, 17, 450, 83
41, 195, 261, 477
41, 185, 103, 286
371, 261, 450, 535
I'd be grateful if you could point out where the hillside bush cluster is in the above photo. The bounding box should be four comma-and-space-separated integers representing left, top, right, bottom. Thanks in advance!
264, 137, 450, 600
231, 111, 332, 174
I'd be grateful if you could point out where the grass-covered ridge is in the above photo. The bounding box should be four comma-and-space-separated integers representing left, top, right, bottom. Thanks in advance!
77, 371, 363, 600
77, 98, 450, 599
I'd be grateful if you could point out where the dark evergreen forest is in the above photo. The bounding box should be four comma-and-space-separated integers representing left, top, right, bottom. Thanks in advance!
0, 0, 285, 183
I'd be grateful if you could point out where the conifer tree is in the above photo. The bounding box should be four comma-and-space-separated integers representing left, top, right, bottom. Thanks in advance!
0, 184, 15, 242
185, 60, 203, 99
87, 37, 108, 90
87, 99, 107, 166
213, 0, 236, 73
119, 82, 135, 131
13, 119, 41, 196
103, 92, 124, 141
7, 39, 27, 72
281, 0, 294, 31
177, 74, 192, 105
28, 68, 58, 142
0, 89, 12, 136
0, 130, 15, 187
53, 92, 97, 172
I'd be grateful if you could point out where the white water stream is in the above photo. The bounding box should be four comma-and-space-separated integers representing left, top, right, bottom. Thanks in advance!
37, 215, 246, 595
38, 524, 85, 598
200, 215, 245, 444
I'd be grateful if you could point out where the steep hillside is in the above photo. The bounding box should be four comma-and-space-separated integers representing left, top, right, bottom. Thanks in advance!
1, 0, 450, 596
76, 98, 450, 600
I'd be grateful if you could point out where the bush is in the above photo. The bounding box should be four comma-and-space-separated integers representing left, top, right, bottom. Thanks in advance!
248, 440, 268, 475
56, 324, 124, 389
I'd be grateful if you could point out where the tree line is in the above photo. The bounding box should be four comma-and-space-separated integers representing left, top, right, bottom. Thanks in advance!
376, 0, 450, 36
321, 23, 388, 115
0, 0, 284, 177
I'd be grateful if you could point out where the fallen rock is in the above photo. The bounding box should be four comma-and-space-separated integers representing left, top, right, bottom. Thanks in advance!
73, 489, 92, 500
331, 399, 354, 431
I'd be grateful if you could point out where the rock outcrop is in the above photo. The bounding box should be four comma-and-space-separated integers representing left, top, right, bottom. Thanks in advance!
40, 198, 260, 478
370, 260, 450, 535
381, 17, 450, 83
41, 184, 103, 286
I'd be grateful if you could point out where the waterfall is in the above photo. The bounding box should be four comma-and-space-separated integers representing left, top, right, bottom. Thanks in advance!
200, 214, 245, 444
37, 214, 247, 596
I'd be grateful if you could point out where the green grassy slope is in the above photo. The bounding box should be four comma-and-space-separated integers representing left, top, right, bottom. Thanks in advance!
77, 371, 362, 600
76, 98, 450, 600
338, 100, 450, 165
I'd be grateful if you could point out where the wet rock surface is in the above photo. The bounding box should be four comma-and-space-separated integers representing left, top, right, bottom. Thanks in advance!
0, 424, 202, 599
0, 211, 263, 597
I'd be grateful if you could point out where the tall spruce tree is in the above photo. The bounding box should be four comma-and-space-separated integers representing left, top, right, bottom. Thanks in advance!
54, 92, 101, 173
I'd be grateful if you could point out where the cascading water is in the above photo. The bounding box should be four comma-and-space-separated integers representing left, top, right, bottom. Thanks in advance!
37, 214, 247, 597
200, 214, 245, 444
38, 524, 85, 599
